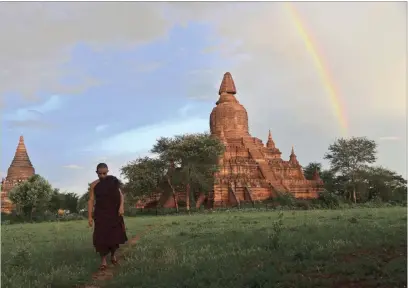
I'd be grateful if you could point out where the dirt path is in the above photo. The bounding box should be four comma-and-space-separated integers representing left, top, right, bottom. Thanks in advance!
77, 224, 157, 288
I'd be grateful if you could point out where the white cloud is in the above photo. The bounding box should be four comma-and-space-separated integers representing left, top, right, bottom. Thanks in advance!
56, 152, 156, 195
3, 95, 64, 130
4, 95, 63, 121
89, 116, 209, 155
62, 164, 84, 170
0, 2, 174, 101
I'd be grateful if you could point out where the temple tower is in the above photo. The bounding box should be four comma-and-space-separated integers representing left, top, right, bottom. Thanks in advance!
266, 130, 275, 149
210, 72, 250, 139
289, 146, 299, 166
1, 135, 35, 213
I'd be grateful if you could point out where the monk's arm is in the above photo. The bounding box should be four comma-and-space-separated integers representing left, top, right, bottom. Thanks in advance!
88, 183, 95, 220
119, 188, 124, 209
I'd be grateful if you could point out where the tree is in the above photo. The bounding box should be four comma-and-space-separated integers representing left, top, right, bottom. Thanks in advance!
151, 133, 224, 211
303, 162, 322, 180
9, 174, 54, 219
48, 188, 64, 213
324, 137, 377, 203
357, 166, 407, 202
77, 184, 91, 212
121, 157, 167, 198
61, 192, 79, 213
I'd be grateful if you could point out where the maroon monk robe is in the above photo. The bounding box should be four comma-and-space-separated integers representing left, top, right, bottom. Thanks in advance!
93, 176, 128, 255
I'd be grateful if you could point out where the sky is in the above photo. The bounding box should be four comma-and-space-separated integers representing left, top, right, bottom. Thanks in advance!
1, 2, 406, 195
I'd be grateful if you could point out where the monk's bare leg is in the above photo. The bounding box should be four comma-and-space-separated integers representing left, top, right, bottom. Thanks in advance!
99, 251, 108, 269
110, 247, 118, 264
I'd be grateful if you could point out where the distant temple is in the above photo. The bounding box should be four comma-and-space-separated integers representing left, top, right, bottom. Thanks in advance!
1, 136, 35, 213
136, 72, 323, 209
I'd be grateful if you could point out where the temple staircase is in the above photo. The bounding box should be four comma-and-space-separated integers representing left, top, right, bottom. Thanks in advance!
243, 137, 288, 194
228, 183, 240, 207
244, 185, 255, 206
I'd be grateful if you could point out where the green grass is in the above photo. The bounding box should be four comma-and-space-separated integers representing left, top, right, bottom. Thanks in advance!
2, 207, 407, 288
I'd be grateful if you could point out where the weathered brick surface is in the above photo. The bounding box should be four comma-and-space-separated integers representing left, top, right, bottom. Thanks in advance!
1, 136, 35, 213
211, 72, 323, 207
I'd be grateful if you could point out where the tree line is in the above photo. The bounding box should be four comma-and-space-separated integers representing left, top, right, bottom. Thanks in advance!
4, 133, 406, 221
304, 137, 406, 204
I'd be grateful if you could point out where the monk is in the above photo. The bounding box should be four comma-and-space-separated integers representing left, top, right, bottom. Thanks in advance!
88, 163, 128, 271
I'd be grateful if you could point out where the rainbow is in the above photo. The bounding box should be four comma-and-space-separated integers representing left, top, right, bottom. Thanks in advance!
284, 3, 348, 136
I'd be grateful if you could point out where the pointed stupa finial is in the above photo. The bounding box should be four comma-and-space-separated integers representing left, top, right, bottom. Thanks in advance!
289, 145, 299, 165
17, 135, 27, 152
266, 129, 275, 149
218, 72, 237, 95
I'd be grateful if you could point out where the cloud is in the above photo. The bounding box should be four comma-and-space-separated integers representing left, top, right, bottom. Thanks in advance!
56, 152, 156, 195
95, 124, 109, 133
379, 136, 401, 141
88, 116, 208, 155
62, 164, 84, 170
0, 2, 174, 101
4, 95, 63, 121
3, 95, 63, 130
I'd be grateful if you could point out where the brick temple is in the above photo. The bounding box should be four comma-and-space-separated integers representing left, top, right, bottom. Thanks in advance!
136, 72, 323, 209
208, 72, 323, 207
1, 136, 35, 213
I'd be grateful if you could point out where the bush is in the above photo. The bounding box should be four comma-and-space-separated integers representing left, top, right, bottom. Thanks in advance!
295, 199, 312, 210
315, 190, 340, 209
1, 211, 85, 224
273, 192, 297, 207
58, 213, 85, 221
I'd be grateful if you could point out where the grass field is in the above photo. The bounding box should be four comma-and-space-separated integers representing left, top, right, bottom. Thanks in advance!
1, 207, 407, 288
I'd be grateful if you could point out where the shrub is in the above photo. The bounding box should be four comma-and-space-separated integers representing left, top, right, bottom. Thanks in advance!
58, 213, 85, 221
274, 192, 297, 207
316, 190, 340, 209
295, 199, 312, 210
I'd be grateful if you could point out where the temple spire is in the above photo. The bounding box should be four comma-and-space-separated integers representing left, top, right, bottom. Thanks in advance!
216, 72, 239, 106
18, 135, 26, 150
218, 72, 237, 95
289, 145, 299, 165
266, 129, 275, 148
7, 135, 35, 179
